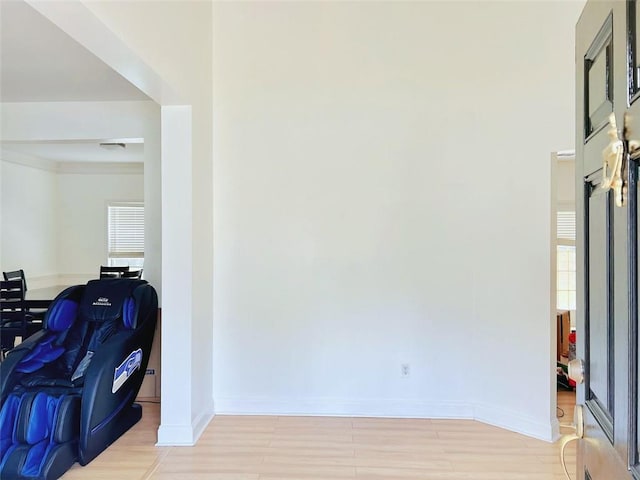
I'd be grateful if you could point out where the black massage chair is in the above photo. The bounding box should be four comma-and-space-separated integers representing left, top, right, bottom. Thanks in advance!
0, 279, 158, 479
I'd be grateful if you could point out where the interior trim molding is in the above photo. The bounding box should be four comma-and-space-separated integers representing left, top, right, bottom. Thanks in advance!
213, 397, 556, 442
156, 405, 215, 446
214, 396, 475, 420
1, 150, 57, 172
473, 402, 556, 442
1, 153, 143, 175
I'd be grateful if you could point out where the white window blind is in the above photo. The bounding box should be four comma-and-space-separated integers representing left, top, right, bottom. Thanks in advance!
557, 211, 576, 241
108, 203, 144, 259
556, 210, 576, 311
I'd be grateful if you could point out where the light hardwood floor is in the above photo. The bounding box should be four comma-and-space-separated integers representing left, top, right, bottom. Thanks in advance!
557, 390, 576, 424
61, 399, 577, 480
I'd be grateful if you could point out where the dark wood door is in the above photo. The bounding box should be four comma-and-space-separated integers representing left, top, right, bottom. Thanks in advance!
576, 1, 640, 478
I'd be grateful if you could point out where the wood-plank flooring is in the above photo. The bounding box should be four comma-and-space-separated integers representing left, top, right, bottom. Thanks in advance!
61, 397, 577, 480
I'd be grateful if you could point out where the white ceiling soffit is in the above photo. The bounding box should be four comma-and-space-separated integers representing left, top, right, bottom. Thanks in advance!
0, 0, 150, 103
1, 139, 144, 164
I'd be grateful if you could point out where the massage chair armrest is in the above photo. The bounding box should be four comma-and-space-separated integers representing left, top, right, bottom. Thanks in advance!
78, 321, 155, 464
0, 330, 49, 399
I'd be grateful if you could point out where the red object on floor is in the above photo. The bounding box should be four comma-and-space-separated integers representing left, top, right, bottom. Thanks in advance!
568, 330, 577, 388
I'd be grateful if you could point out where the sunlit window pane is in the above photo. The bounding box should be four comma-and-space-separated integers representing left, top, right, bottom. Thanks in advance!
557, 245, 576, 310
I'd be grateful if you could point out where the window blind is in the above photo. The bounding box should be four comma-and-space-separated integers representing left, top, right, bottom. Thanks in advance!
108, 203, 144, 259
557, 211, 576, 241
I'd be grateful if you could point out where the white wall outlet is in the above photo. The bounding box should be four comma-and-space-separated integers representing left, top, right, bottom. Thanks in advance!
401, 363, 410, 377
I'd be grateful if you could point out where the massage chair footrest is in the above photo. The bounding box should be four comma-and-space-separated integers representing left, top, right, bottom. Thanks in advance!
0, 392, 80, 480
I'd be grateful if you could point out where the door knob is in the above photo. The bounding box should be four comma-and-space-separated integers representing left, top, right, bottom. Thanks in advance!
601, 112, 640, 207
568, 358, 585, 385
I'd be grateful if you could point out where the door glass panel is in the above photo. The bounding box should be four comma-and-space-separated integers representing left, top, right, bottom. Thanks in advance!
633, 0, 640, 99
636, 2, 640, 72
589, 52, 607, 117
584, 13, 613, 138
588, 190, 611, 413
629, 166, 640, 472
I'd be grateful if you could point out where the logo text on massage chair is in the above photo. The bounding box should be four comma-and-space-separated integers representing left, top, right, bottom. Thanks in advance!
112, 348, 143, 393
92, 297, 112, 307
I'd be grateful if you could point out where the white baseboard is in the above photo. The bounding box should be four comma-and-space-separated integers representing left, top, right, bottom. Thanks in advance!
550, 417, 561, 442
192, 404, 215, 443
156, 403, 215, 446
214, 396, 474, 419
214, 396, 556, 442
473, 402, 556, 442
156, 424, 198, 446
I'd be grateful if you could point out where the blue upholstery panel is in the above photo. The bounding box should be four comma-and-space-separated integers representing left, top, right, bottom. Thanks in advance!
20, 393, 68, 477
0, 392, 79, 479
15, 298, 80, 375
13, 393, 35, 445
0, 393, 32, 474
24, 393, 62, 445
21, 439, 48, 476
46, 299, 79, 332
0, 394, 20, 458
16, 336, 65, 374
123, 297, 136, 329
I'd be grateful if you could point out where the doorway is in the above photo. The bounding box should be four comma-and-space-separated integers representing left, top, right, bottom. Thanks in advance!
551, 151, 577, 425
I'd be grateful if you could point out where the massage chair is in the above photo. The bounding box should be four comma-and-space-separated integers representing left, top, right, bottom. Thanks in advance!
0, 278, 157, 479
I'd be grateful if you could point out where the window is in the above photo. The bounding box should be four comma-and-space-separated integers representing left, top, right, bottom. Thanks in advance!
107, 203, 144, 268
557, 211, 576, 310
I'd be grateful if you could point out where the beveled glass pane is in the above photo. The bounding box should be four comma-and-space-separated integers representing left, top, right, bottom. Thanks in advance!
636, 3, 640, 88
589, 51, 607, 118
588, 193, 610, 410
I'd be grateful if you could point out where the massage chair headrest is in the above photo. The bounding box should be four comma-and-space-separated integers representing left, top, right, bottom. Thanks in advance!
45, 279, 148, 332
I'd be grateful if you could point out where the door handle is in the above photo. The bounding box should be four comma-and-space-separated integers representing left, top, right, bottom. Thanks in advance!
559, 404, 584, 480
559, 359, 585, 480
568, 358, 585, 385
601, 112, 640, 207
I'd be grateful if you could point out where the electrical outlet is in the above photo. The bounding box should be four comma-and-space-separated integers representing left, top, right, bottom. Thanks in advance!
401, 363, 410, 377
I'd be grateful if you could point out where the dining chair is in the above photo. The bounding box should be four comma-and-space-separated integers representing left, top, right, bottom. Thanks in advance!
0, 280, 39, 358
99, 265, 130, 279
3, 269, 47, 322
121, 269, 143, 279
3, 269, 27, 290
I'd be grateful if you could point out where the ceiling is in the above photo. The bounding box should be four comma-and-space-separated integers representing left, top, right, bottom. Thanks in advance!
0, 1, 149, 164
1, 140, 145, 165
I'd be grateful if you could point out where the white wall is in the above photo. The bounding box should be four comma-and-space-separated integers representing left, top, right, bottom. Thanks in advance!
0, 158, 143, 286
557, 159, 576, 211
212, 1, 584, 440
57, 171, 143, 281
0, 160, 57, 284
0, 100, 160, 291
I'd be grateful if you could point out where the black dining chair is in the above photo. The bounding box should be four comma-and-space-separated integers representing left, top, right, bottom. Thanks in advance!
121, 269, 143, 279
99, 266, 130, 279
0, 280, 39, 359
3, 269, 47, 322
3, 269, 27, 290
